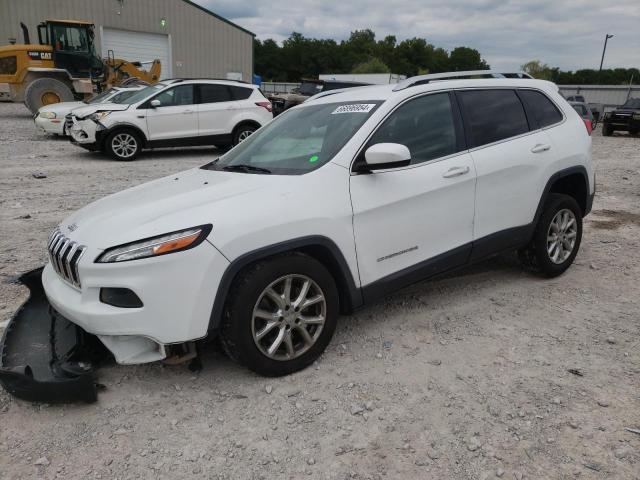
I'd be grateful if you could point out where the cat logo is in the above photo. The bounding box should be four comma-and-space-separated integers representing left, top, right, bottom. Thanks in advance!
27, 51, 52, 60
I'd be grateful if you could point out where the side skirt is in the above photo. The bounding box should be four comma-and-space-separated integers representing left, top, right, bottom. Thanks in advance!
360, 224, 533, 304
148, 134, 232, 148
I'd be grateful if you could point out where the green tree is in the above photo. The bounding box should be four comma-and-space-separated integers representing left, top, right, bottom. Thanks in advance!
520, 60, 554, 80
351, 58, 390, 74
449, 47, 490, 71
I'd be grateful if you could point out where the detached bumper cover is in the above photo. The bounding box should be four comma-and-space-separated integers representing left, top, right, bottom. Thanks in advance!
0, 268, 111, 403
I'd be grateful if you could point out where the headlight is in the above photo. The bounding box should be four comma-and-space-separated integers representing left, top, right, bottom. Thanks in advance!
39, 111, 56, 119
96, 225, 212, 263
88, 111, 112, 122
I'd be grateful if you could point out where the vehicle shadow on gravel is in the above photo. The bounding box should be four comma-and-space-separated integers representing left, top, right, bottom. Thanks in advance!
81, 146, 226, 162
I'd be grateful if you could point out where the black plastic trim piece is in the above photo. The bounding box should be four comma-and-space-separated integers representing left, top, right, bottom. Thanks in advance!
533, 166, 591, 222
147, 133, 232, 148
0, 268, 110, 403
361, 244, 471, 304
100, 288, 143, 309
207, 236, 362, 332
469, 225, 533, 262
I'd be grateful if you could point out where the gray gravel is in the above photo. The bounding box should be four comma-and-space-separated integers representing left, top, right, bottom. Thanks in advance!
1, 102, 639, 479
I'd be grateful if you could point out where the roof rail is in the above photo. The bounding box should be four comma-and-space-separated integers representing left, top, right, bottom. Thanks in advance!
393, 70, 533, 91
162, 77, 250, 84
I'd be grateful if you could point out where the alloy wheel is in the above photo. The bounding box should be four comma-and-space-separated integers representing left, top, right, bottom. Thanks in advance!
111, 133, 138, 159
546, 208, 577, 264
237, 129, 254, 142
251, 274, 326, 361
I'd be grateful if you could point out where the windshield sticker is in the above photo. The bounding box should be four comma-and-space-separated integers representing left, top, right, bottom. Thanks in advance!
331, 104, 376, 114
309, 155, 319, 163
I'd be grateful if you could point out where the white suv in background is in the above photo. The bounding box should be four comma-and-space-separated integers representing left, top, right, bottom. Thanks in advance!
43, 72, 594, 378
34, 86, 144, 136
69, 79, 273, 160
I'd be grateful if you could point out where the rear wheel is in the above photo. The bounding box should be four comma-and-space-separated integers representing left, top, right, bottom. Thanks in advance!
105, 129, 141, 161
24, 78, 74, 114
232, 124, 257, 146
220, 253, 339, 376
518, 193, 582, 277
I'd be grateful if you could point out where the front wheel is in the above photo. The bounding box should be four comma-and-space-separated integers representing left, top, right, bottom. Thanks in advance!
105, 129, 141, 161
220, 253, 339, 376
519, 193, 583, 277
602, 123, 613, 136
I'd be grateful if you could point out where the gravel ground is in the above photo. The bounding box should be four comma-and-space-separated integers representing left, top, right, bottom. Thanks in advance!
0, 102, 639, 480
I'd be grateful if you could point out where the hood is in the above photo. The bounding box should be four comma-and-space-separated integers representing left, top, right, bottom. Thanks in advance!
58, 167, 284, 250
38, 101, 85, 115
72, 102, 130, 119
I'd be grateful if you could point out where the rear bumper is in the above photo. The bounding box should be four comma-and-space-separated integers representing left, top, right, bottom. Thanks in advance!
0, 269, 110, 403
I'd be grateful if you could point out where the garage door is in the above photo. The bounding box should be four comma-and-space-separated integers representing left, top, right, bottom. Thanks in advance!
101, 28, 172, 79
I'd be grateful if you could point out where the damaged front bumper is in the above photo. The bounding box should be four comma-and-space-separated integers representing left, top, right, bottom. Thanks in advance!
0, 268, 111, 403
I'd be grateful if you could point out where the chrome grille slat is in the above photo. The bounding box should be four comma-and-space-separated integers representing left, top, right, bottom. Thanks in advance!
47, 229, 86, 289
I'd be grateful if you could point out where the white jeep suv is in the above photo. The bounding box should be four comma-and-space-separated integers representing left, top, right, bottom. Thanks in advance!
68, 79, 273, 160
44, 72, 594, 376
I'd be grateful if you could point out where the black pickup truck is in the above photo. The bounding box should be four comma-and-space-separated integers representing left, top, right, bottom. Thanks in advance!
602, 98, 640, 136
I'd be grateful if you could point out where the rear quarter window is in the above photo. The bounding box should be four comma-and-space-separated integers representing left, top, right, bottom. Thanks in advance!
518, 89, 564, 128
457, 89, 530, 148
230, 86, 253, 100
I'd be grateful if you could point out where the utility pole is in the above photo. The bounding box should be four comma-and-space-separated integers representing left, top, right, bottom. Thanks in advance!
599, 34, 614, 73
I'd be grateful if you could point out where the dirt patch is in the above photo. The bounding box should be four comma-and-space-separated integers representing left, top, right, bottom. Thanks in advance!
589, 209, 640, 230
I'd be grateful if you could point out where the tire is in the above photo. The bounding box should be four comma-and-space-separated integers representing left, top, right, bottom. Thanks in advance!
518, 193, 582, 278
232, 124, 257, 146
602, 123, 613, 136
220, 252, 339, 377
630, 127, 639, 136
105, 129, 142, 161
24, 78, 74, 114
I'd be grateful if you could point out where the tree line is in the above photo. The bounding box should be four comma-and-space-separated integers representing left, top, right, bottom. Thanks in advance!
254, 30, 489, 82
254, 30, 638, 85
521, 60, 639, 85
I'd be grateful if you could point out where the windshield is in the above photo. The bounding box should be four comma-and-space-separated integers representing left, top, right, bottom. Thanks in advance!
572, 104, 587, 115
122, 83, 167, 105
111, 90, 140, 104
298, 82, 323, 96
203, 101, 382, 175
621, 98, 640, 109
86, 88, 116, 104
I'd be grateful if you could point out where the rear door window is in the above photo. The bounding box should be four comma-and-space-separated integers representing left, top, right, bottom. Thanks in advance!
198, 84, 232, 104
518, 89, 563, 128
458, 89, 530, 148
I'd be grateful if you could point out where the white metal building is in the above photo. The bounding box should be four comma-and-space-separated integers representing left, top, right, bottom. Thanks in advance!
0, 0, 255, 81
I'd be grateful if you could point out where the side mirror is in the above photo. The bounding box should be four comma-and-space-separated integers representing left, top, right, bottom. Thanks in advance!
150, 99, 161, 108
363, 143, 411, 171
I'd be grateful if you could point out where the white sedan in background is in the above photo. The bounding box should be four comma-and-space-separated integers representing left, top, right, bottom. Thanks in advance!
34, 86, 144, 136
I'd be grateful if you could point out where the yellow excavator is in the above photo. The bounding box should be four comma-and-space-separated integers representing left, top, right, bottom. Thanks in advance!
0, 19, 161, 113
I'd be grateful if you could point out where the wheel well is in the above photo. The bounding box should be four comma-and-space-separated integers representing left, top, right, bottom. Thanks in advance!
548, 173, 588, 214
208, 239, 361, 333
102, 125, 147, 148
296, 245, 356, 314
232, 120, 261, 137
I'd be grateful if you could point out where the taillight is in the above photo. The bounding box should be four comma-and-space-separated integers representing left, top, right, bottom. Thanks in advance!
255, 101, 272, 113
583, 118, 593, 135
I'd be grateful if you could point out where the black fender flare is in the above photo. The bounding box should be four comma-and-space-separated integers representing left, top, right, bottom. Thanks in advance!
207, 236, 362, 333
533, 166, 591, 224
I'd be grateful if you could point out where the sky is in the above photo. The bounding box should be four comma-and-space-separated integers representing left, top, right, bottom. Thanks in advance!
198, 0, 640, 72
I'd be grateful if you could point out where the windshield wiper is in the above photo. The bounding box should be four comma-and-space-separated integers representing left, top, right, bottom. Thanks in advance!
223, 164, 271, 174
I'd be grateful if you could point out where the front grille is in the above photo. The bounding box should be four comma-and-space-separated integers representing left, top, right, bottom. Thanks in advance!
47, 230, 86, 288
64, 114, 74, 132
